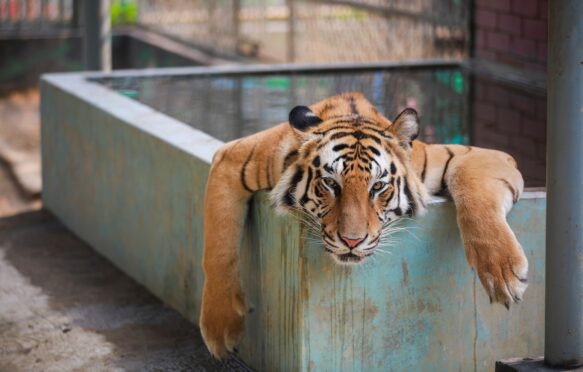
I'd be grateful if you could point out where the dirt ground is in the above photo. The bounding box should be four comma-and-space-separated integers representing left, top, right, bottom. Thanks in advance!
0, 90, 249, 371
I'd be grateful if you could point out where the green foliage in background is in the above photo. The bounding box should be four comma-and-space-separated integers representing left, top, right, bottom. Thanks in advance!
111, 0, 138, 26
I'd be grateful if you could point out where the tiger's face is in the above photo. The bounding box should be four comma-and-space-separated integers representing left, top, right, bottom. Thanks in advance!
272, 103, 428, 265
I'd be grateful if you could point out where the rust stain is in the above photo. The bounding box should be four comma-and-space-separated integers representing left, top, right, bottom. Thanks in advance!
414, 298, 441, 313
365, 302, 379, 320
299, 222, 311, 303
314, 299, 378, 322
401, 260, 409, 286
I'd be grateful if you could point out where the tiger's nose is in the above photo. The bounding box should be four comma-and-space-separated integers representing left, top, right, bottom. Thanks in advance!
340, 234, 366, 248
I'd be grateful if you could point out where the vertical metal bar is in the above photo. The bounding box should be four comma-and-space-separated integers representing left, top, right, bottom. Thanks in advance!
545, 0, 583, 368
208, 0, 216, 54
83, 0, 111, 71
58, 0, 64, 24
72, 0, 81, 28
40, 0, 47, 28
16, 0, 23, 30
465, 71, 475, 146
467, 0, 475, 59
7, 0, 15, 27
25, 0, 31, 22
234, 76, 244, 139
286, 0, 295, 63
232, 0, 240, 55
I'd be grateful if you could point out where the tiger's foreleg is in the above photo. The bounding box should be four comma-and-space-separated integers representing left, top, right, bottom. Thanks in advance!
422, 144, 528, 307
200, 124, 293, 358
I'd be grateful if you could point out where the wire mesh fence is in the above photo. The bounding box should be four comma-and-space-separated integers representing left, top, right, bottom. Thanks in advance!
0, 0, 76, 32
137, 0, 470, 63
1, 0, 469, 63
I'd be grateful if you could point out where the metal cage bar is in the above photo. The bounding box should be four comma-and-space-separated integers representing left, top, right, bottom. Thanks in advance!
545, 0, 583, 368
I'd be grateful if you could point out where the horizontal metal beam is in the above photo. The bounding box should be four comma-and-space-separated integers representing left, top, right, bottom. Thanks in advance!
313, 0, 467, 29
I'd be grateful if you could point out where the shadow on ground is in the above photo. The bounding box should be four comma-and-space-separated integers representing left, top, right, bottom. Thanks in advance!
0, 210, 251, 371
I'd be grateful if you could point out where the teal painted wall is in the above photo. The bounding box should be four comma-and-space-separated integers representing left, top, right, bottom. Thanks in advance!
41, 75, 545, 371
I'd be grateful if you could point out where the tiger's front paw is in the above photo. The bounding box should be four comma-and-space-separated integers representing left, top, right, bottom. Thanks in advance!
466, 235, 529, 309
200, 281, 247, 359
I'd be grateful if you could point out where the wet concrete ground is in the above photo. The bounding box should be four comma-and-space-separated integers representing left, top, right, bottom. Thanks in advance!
0, 90, 251, 371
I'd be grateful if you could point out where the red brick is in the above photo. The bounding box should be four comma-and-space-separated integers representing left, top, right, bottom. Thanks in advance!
476, 49, 498, 61
510, 136, 537, 157
474, 80, 487, 100
517, 157, 545, 186
487, 85, 511, 105
477, 0, 510, 12
498, 14, 522, 35
539, 0, 548, 19
475, 30, 486, 49
510, 37, 536, 58
492, 53, 521, 67
499, 121, 522, 135
523, 117, 546, 141
497, 107, 522, 134
475, 102, 497, 122
537, 42, 547, 63
536, 143, 546, 161
477, 130, 511, 149
535, 101, 547, 120
498, 107, 521, 124
487, 31, 510, 52
509, 91, 537, 115
511, 0, 538, 16
472, 120, 487, 139
476, 9, 497, 29
524, 61, 546, 72
523, 19, 547, 41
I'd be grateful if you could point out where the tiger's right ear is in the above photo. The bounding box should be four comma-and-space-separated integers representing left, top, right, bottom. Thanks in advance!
390, 108, 419, 149
289, 106, 323, 133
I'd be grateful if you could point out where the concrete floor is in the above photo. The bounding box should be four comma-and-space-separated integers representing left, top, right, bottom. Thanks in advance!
0, 90, 251, 371
0, 210, 251, 371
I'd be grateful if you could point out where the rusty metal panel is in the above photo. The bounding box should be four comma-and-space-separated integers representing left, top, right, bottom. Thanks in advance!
475, 197, 546, 370
41, 72, 545, 371
41, 74, 217, 326
240, 195, 544, 371
297, 197, 545, 371
299, 201, 475, 371
238, 196, 304, 371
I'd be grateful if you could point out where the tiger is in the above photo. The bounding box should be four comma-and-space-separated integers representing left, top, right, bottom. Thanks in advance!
200, 92, 527, 358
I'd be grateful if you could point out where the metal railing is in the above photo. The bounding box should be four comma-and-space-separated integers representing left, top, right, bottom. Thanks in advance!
0, 0, 78, 33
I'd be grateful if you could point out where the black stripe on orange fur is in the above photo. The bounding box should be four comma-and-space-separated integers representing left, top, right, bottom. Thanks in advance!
440, 147, 455, 193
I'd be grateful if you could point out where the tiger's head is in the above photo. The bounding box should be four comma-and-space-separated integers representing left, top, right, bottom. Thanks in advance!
271, 93, 429, 265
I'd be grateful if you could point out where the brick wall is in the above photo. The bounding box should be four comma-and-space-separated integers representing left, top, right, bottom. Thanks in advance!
474, 0, 548, 72
472, 77, 546, 187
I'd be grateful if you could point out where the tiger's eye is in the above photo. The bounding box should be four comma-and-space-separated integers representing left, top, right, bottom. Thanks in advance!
323, 178, 338, 188
372, 181, 385, 191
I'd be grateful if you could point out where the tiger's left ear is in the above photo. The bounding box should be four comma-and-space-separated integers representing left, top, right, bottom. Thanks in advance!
289, 106, 323, 134
390, 108, 419, 148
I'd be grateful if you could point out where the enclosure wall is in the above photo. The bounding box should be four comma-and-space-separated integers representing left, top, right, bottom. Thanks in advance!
41, 71, 547, 371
